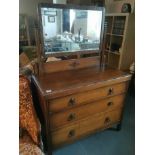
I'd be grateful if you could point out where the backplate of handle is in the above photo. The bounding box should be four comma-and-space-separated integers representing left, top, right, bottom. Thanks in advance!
67, 113, 76, 121
68, 98, 76, 106
68, 129, 75, 138
107, 101, 113, 106
104, 117, 111, 124
108, 88, 114, 95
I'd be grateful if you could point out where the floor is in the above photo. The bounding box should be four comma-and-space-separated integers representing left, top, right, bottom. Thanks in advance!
52, 92, 135, 155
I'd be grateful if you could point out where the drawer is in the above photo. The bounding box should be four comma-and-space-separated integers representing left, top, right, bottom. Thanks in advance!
51, 108, 122, 147
52, 123, 79, 147
50, 94, 125, 129
79, 108, 122, 136
49, 82, 127, 113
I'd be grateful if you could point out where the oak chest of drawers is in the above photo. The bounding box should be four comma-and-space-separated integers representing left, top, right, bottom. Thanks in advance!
31, 67, 131, 153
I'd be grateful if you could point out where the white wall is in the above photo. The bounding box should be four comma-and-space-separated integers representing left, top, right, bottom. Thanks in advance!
74, 18, 87, 37
42, 9, 63, 38
43, 16, 57, 38
87, 11, 102, 40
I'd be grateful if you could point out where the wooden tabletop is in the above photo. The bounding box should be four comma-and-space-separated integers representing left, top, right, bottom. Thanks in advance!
32, 67, 131, 99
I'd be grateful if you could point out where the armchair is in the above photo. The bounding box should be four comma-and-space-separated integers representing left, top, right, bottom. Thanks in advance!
19, 75, 44, 155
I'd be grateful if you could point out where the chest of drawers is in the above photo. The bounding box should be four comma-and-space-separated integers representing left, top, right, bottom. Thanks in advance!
31, 67, 131, 153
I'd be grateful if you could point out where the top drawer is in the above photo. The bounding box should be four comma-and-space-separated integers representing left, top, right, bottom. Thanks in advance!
49, 82, 127, 113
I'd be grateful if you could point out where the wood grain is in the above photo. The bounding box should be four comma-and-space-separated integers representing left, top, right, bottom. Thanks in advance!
50, 94, 125, 129
49, 83, 127, 113
31, 68, 131, 151
51, 108, 122, 147
32, 67, 131, 99
43, 56, 100, 73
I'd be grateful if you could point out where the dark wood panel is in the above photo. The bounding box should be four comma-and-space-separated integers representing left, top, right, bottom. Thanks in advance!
43, 56, 100, 73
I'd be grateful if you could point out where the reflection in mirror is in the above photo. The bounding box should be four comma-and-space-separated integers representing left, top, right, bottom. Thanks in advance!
40, 7, 103, 55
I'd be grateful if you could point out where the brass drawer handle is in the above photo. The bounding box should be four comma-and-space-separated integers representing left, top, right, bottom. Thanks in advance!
107, 102, 113, 107
104, 117, 111, 124
68, 129, 75, 138
67, 113, 76, 121
108, 88, 114, 95
68, 98, 76, 106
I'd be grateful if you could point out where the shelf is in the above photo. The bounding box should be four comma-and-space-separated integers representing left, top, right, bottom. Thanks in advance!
112, 34, 123, 37
106, 33, 111, 35
20, 39, 28, 42
105, 49, 109, 51
105, 50, 110, 53
106, 33, 124, 37
108, 51, 120, 55
106, 13, 129, 17
105, 50, 120, 56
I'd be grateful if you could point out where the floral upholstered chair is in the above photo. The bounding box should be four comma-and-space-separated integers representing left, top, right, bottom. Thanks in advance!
19, 75, 44, 155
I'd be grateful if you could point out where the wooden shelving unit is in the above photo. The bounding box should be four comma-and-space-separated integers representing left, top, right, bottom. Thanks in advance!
19, 14, 36, 46
104, 13, 135, 70
108, 51, 120, 55
19, 14, 31, 46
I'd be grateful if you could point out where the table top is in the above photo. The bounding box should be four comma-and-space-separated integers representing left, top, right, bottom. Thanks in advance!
32, 67, 131, 99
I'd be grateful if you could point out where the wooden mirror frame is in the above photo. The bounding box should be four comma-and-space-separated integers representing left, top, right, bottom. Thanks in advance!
36, 3, 106, 75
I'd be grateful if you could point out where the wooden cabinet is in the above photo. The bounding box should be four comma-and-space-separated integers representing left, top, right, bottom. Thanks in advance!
32, 4, 132, 154
104, 13, 135, 70
32, 67, 131, 150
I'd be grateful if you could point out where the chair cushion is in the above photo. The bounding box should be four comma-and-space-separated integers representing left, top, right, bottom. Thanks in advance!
19, 133, 44, 155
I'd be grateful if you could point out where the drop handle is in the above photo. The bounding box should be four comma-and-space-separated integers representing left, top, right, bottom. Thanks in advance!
104, 117, 111, 124
107, 102, 113, 107
108, 88, 114, 95
68, 130, 75, 138
67, 113, 76, 121
68, 98, 76, 106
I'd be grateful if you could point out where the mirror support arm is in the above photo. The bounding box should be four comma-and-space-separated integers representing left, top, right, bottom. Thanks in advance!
35, 28, 44, 76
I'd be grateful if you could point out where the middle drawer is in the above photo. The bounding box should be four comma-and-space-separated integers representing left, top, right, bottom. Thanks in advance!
50, 94, 125, 130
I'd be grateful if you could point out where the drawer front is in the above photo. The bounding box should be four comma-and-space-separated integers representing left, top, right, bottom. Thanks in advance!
50, 94, 125, 129
49, 82, 127, 113
79, 108, 122, 136
51, 108, 122, 147
52, 123, 79, 147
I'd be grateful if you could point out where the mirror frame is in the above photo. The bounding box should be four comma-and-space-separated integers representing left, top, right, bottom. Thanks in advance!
38, 3, 105, 59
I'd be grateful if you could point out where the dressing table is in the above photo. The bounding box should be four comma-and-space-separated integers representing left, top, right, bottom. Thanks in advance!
32, 3, 131, 154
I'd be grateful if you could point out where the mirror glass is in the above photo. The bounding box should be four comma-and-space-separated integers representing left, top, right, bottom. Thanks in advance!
40, 7, 103, 55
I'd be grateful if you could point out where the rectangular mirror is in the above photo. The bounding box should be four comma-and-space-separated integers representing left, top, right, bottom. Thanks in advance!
38, 4, 105, 57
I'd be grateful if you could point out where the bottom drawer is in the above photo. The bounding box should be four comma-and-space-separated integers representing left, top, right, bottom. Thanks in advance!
51, 108, 122, 147
79, 108, 122, 136
52, 123, 79, 146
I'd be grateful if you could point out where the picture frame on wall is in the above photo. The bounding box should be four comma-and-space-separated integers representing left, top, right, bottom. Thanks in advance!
76, 11, 87, 19
48, 16, 55, 23
44, 10, 57, 16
